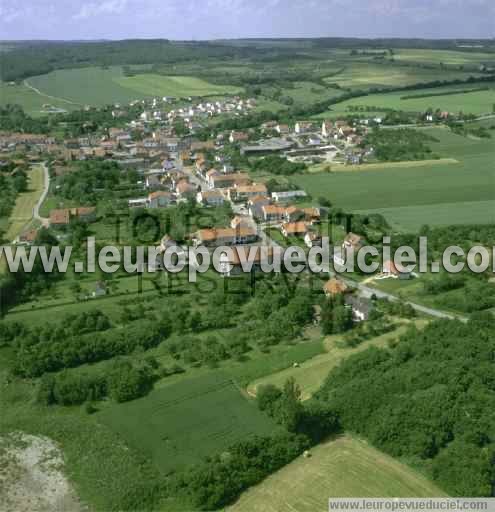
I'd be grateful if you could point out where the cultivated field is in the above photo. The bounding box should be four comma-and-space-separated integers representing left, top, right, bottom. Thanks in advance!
315, 83, 495, 117
292, 129, 495, 231
0, 82, 76, 116
393, 48, 495, 66
4, 164, 45, 242
323, 62, 480, 89
115, 74, 242, 97
247, 323, 420, 401
97, 372, 277, 472
228, 435, 447, 512
26, 67, 241, 107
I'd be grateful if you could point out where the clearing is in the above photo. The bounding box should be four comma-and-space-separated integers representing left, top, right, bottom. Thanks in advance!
247, 322, 421, 401
228, 435, 446, 512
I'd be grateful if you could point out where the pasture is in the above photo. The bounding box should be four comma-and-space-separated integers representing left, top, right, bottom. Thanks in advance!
247, 323, 420, 401
115, 74, 242, 97
393, 49, 495, 66
292, 129, 495, 232
97, 372, 277, 473
228, 435, 446, 512
315, 83, 495, 117
323, 62, 478, 89
0, 82, 75, 117
26, 67, 241, 107
4, 164, 45, 242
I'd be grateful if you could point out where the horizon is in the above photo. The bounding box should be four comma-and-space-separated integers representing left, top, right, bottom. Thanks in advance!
1, 0, 494, 41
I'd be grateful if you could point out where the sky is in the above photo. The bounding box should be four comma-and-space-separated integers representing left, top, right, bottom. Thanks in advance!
1, 0, 494, 40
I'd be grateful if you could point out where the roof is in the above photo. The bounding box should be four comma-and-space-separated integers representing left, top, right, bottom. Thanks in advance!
196, 226, 257, 242
75, 207, 96, 217
201, 190, 223, 199
383, 259, 410, 275
344, 232, 365, 247
282, 222, 308, 235
149, 191, 172, 200
177, 181, 196, 194
262, 205, 286, 216
49, 209, 71, 225
248, 195, 270, 205
323, 278, 349, 295
235, 184, 267, 194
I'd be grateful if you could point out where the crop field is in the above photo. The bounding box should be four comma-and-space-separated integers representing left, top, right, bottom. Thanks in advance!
115, 74, 242, 97
228, 435, 447, 512
292, 129, 495, 232
247, 323, 421, 401
4, 164, 45, 242
323, 62, 478, 89
393, 48, 495, 66
25, 67, 241, 107
97, 372, 277, 473
0, 82, 76, 116
315, 83, 495, 117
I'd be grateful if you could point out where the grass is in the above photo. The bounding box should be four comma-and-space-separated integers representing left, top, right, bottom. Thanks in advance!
228, 435, 447, 512
247, 322, 422, 401
0, 82, 76, 117
314, 83, 495, 117
357, 199, 495, 232
25, 67, 241, 108
4, 165, 45, 242
97, 372, 277, 473
292, 129, 495, 232
323, 62, 479, 90
115, 74, 242, 97
393, 49, 495, 66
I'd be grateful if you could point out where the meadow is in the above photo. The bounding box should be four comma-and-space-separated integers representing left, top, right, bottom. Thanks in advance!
25, 66, 242, 107
315, 83, 495, 117
393, 48, 495, 66
247, 322, 422, 401
228, 435, 447, 512
97, 372, 277, 473
4, 164, 45, 242
0, 82, 77, 117
293, 129, 495, 231
323, 62, 479, 89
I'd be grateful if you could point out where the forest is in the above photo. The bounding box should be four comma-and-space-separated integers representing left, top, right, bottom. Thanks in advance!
315, 314, 495, 497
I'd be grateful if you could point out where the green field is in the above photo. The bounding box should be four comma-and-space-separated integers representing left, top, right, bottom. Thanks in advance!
115, 73, 242, 97
394, 49, 495, 66
323, 62, 479, 89
228, 435, 447, 512
315, 83, 495, 117
0, 81, 77, 116
25, 66, 241, 107
293, 129, 495, 231
97, 372, 277, 473
4, 164, 45, 242
247, 322, 422, 401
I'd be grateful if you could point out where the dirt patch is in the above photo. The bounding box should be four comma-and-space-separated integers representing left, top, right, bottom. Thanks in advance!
0, 432, 83, 512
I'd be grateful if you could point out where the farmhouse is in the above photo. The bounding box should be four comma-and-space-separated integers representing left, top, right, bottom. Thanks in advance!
281, 222, 308, 238
197, 190, 225, 207
382, 260, 412, 280
208, 172, 250, 189
193, 226, 258, 247
229, 183, 268, 202
271, 190, 307, 202
248, 195, 271, 219
148, 191, 174, 208
323, 278, 349, 297
261, 205, 286, 222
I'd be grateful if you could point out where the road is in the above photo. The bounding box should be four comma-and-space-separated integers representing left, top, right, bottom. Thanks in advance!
258, 226, 467, 322
33, 162, 50, 227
